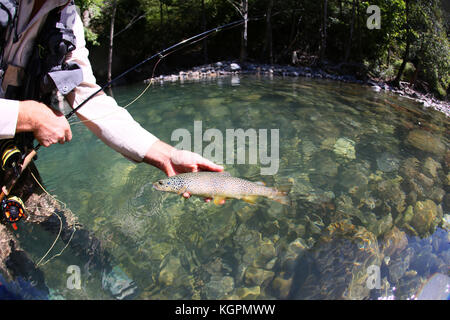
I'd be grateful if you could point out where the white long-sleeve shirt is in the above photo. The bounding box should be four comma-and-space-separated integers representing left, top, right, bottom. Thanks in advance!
0, 0, 158, 162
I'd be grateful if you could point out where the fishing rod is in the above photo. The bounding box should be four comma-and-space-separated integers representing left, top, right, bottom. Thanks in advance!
32, 17, 248, 152
0, 17, 255, 228
69, 20, 247, 119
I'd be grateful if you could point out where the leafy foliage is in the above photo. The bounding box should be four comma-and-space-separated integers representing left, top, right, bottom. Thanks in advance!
78, 0, 449, 98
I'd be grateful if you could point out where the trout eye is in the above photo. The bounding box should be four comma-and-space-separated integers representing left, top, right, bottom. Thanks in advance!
158, 181, 163, 185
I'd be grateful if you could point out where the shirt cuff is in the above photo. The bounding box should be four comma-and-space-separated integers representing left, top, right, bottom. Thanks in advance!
0, 99, 19, 139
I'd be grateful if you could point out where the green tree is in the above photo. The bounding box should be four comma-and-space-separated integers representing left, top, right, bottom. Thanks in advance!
75, 0, 105, 45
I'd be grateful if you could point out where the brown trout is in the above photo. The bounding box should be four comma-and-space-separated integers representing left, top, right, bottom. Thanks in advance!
153, 172, 290, 205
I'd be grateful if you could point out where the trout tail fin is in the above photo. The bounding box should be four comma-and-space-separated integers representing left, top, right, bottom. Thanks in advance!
270, 191, 292, 206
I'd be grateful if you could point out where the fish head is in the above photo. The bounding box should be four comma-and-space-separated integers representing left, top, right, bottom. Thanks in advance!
153, 177, 182, 193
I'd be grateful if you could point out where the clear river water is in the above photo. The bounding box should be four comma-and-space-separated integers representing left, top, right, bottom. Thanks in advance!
14, 75, 450, 299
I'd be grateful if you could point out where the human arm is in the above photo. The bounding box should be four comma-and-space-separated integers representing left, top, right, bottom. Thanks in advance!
66, 13, 225, 203
1, 98, 71, 146
144, 140, 224, 202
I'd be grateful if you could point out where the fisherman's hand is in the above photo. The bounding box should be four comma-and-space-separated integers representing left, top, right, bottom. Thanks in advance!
17, 100, 72, 147
144, 140, 225, 203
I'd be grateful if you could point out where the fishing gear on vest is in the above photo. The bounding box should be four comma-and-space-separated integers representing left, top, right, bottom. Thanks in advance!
1, 195, 26, 230
0, 0, 80, 230
0, 139, 28, 230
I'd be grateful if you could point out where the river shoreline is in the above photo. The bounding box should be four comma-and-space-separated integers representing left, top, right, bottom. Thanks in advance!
144, 61, 449, 117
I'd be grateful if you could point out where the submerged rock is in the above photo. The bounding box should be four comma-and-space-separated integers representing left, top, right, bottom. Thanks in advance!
301, 139, 318, 162
374, 177, 406, 215
376, 152, 400, 172
204, 276, 235, 299
270, 272, 293, 299
312, 151, 339, 178
405, 130, 446, 156
409, 200, 442, 237
381, 226, 408, 257
159, 255, 184, 287
291, 223, 381, 300
236, 286, 261, 299
234, 225, 277, 269
422, 157, 442, 179
400, 157, 421, 179
430, 187, 445, 203
244, 267, 275, 287
369, 213, 393, 237
288, 173, 314, 196
235, 206, 256, 223
309, 151, 339, 188
387, 247, 414, 284
339, 167, 369, 194
280, 238, 309, 273
333, 137, 356, 160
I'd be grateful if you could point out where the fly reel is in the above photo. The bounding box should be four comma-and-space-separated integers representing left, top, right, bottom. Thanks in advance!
0, 140, 27, 230
0, 139, 22, 174
1, 196, 27, 230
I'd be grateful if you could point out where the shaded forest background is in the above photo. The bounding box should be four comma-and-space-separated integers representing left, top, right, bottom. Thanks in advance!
75, 0, 449, 99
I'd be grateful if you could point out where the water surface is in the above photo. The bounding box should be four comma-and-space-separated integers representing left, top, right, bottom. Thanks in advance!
23, 75, 450, 299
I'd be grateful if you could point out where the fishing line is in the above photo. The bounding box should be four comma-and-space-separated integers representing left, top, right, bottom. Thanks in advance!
14, 17, 260, 258
64, 19, 246, 118
1, 15, 267, 267
69, 21, 243, 126
69, 52, 164, 126
28, 170, 77, 267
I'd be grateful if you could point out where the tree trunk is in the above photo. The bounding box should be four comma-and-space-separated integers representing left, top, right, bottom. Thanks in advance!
262, 0, 274, 64
387, 47, 391, 68
394, 0, 411, 85
395, 40, 411, 85
226, 0, 248, 63
107, 0, 117, 97
288, 10, 297, 46
201, 0, 208, 64
320, 0, 328, 62
344, 0, 356, 62
240, 0, 248, 64
409, 61, 420, 88
159, 0, 163, 29
357, 0, 362, 61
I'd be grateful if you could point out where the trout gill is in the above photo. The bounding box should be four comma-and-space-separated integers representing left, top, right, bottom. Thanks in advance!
152, 172, 290, 205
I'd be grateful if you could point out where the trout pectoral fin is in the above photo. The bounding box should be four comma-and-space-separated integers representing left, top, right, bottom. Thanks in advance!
177, 185, 189, 195
213, 196, 227, 205
243, 195, 258, 204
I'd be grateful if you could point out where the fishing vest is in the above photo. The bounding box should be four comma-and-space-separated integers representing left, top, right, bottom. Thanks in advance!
0, 0, 83, 110
0, 0, 83, 150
